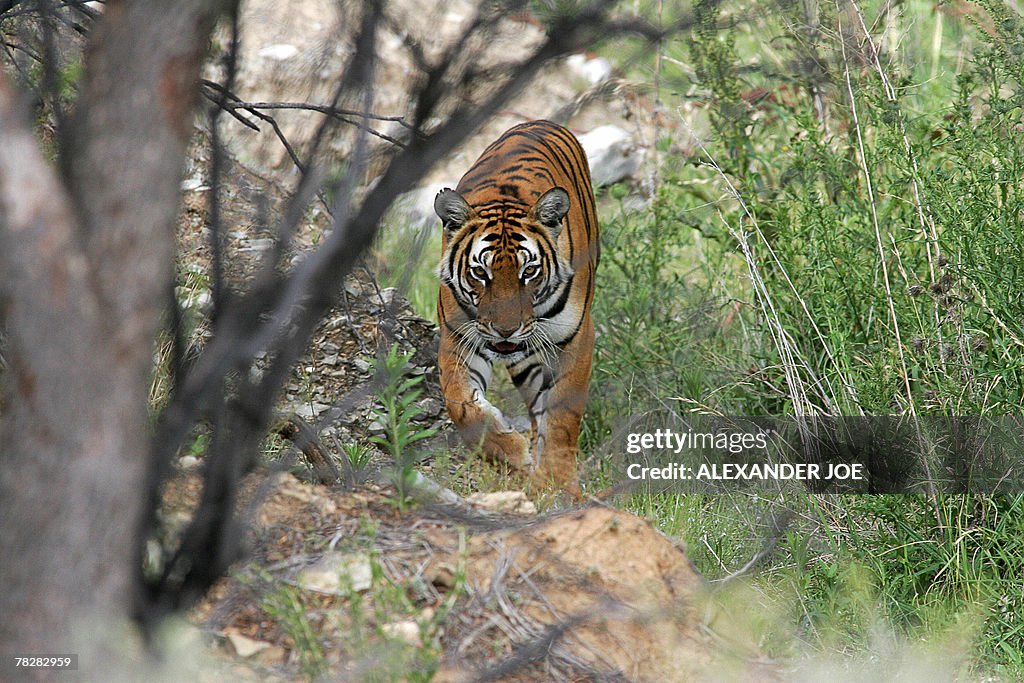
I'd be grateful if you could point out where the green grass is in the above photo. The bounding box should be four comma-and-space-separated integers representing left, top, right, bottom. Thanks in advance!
373, 214, 440, 322
633, 491, 1024, 677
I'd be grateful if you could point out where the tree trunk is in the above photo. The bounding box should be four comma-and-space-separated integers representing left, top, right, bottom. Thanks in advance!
0, 0, 227, 658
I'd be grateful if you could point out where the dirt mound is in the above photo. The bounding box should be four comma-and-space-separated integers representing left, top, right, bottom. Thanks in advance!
432, 506, 778, 681
175, 472, 776, 681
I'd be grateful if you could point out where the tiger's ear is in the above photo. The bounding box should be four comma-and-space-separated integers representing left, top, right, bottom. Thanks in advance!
531, 187, 570, 237
434, 188, 473, 233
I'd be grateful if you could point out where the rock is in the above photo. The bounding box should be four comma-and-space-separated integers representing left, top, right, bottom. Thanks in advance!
565, 53, 612, 85
239, 237, 275, 252
249, 364, 265, 384
390, 182, 451, 235
226, 632, 274, 658
344, 280, 367, 297
297, 551, 373, 595
417, 398, 442, 417
253, 645, 286, 667
466, 491, 537, 515
295, 401, 331, 419
621, 193, 653, 213
177, 287, 212, 313
578, 125, 643, 186
257, 43, 299, 61
381, 620, 422, 647
353, 358, 372, 373
179, 455, 201, 470
181, 176, 208, 192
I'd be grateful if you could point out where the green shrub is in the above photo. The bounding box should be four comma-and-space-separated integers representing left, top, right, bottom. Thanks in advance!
585, 0, 1024, 676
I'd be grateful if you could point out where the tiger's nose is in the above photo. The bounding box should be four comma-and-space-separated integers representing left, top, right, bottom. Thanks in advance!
493, 324, 520, 339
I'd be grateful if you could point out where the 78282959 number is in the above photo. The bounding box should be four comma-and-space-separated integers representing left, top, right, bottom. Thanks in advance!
10, 655, 78, 670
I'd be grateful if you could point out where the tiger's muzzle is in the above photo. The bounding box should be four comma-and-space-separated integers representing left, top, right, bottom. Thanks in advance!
479, 321, 533, 356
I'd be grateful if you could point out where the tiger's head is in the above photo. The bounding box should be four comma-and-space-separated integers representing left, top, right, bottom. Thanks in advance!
435, 187, 574, 362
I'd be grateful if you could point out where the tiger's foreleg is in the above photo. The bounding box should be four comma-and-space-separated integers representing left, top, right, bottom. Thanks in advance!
515, 317, 594, 496
438, 333, 531, 471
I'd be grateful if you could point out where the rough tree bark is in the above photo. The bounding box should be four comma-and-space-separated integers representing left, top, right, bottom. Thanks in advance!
0, 0, 229, 658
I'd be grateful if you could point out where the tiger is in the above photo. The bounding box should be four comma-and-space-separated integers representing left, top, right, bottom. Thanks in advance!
434, 120, 599, 495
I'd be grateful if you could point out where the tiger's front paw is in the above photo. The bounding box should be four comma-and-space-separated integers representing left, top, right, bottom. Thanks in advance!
482, 429, 532, 472
527, 446, 581, 499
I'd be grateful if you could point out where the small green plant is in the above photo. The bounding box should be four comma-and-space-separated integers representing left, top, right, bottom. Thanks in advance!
342, 442, 375, 473
186, 430, 209, 458
368, 344, 438, 512
262, 584, 330, 680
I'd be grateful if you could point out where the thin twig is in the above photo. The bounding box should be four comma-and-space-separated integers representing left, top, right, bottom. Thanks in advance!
837, 2, 913, 413
848, 0, 946, 368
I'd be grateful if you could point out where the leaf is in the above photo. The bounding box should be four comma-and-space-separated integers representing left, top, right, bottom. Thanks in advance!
406, 428, 438, 444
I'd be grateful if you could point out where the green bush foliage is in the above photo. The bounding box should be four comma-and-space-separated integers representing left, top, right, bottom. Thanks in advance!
586, 0, 1024, 676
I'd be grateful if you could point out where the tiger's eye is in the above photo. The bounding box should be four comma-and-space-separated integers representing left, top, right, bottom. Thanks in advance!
522, 265, 539, 279
471, 266, 487, 281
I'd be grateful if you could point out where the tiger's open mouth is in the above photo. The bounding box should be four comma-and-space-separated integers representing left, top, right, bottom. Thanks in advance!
488, 341, 525, 355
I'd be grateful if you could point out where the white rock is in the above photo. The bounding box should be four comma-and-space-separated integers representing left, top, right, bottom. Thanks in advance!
578, 125, 642, 187
179, 455, 201, 470
566, 53, 613, 85
381, 621, 422, 647
417, 398, 442, 417
181, 176, 208, 192
226, 632, 273, 658
467, 491, 537, 515
297, 552, 373, 595
391, 182, 454, 234
295, 402, 331, 419
258, 43, 299, 61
